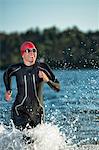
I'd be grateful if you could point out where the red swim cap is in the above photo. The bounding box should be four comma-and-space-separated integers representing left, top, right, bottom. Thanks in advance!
20, 41, 36, 56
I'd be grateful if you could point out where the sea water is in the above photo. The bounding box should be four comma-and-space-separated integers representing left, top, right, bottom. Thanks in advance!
0, 69, 99, 150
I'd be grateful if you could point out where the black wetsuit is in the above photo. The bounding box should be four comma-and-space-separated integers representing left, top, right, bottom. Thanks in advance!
3, 62, 60, 129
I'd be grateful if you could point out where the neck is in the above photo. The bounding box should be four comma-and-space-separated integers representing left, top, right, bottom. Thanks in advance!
23, 60, 35, 66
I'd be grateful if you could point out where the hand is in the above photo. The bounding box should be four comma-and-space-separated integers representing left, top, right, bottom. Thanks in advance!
5, 90, 12, 102
39, 71, 49, 82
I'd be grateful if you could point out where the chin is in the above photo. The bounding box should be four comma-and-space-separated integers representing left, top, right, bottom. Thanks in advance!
30, 60, 35, 64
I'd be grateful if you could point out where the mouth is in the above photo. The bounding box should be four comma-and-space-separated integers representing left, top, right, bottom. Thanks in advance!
29, 56, 35, 62
30, 56, 34, 59
28, 54, 36, 63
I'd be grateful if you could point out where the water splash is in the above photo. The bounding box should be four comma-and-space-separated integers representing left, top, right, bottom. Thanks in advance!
0, 122, 99, 150
0, 121, 67, 150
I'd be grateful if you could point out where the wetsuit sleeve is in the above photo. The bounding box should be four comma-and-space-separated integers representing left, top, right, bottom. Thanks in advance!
39, 63, 60, 92
3, 65, 15, 91
47, 78, 60, 92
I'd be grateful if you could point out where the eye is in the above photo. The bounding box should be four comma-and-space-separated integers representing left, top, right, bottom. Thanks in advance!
32, 49, 37, 53
25, 49, 30, 53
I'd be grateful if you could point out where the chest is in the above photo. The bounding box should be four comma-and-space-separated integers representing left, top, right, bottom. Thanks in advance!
15, 67, 41, 86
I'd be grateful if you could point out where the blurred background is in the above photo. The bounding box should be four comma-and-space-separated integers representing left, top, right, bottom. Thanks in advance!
0, 0, 99, 70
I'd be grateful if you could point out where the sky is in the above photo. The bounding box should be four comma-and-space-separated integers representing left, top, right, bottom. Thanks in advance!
0, 0, 99, 33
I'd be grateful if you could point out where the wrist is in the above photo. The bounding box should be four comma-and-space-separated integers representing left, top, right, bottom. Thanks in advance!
46, 79, 50, 82
47, 80, 52, 83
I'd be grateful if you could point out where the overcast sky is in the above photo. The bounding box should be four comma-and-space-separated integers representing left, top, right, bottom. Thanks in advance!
0, 0, 99, 33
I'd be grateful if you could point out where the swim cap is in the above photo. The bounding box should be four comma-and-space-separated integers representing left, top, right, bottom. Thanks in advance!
20, 41, 36, 56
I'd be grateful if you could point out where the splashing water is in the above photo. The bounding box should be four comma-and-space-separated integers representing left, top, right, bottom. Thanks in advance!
0, 70, 99, 150
0, 121, 99, 150
0, 120, 67, 150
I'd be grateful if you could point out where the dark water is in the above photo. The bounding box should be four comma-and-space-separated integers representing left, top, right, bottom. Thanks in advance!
0, 69, 99, 145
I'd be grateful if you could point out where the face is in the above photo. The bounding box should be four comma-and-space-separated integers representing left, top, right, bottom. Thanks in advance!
22, 48, 37, 66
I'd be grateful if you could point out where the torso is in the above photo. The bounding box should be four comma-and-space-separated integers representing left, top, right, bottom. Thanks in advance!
10, 62, 44, 113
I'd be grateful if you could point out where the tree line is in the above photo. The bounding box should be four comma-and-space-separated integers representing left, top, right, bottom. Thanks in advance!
0, 26, 99, 70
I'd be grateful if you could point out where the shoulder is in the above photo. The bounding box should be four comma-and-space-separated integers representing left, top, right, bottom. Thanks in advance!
37, 62, 50, 70
5, 63, 22, 74
37, 61, 55, 79
8, 63, 22, 70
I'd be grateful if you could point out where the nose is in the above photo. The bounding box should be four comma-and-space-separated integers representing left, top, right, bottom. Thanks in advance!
30, 51, 34, 55
29, 51, 36, 57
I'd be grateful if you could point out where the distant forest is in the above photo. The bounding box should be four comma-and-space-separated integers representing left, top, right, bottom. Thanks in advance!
0, 26, 99, 70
